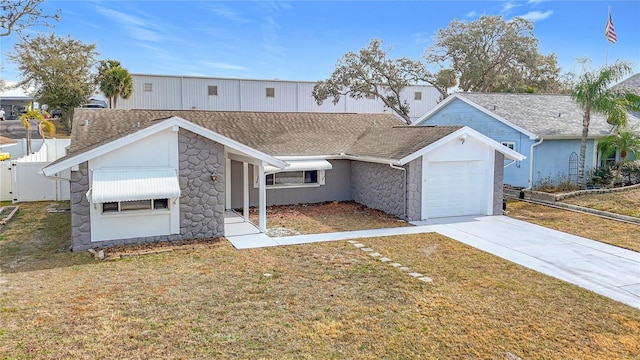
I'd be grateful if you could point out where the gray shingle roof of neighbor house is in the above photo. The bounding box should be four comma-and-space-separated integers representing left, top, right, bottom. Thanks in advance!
613, 73, 640, 96
346, 126, 462, 160
456, 92, 640, 138
67, 109, 407, 159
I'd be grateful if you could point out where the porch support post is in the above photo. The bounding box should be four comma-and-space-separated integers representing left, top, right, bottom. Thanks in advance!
225, 158, 231, 210
243, 162, 249, 222
258, 162, 267, 233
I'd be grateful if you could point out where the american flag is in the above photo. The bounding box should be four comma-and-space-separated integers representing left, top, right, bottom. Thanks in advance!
605, 10, 617, 43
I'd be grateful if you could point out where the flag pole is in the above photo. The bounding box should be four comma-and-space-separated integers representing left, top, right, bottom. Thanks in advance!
605, 6, 610, 65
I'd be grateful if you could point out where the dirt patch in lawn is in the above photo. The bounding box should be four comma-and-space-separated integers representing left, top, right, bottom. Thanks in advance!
248, 201, 410, 235
507, 199, 640, 252
560, 188, 640, 218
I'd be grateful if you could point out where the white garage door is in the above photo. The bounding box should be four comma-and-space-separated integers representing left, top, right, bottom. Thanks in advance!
422, 160, 490, 219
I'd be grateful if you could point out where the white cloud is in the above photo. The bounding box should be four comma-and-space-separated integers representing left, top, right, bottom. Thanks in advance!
517, 10, 554, 21
208, 5, 249, 23
501, 1, 521, 14
94, 6, 165, 43
466, 10, 478, 18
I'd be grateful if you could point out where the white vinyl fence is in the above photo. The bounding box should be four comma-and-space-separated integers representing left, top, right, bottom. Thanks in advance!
0, 139, 71, 202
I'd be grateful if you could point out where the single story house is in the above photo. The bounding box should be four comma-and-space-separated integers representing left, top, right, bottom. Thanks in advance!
42, 109, 524, 251
414, 92, 640, 188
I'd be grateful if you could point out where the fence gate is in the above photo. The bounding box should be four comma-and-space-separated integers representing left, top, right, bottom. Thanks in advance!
568, 152, 578, 184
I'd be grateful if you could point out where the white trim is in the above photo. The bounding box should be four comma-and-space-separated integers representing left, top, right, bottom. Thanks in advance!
258, 163, 266, 233
399, 127, 526, 165
43, 116, 287, 176
413, 94, 539, 140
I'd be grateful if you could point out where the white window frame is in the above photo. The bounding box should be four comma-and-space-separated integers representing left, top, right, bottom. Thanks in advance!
102, 198, 170, 214
143, 83, 153, 92
253, 168, 326, 189
414, 91, 422, 100
501, 141, 516, 151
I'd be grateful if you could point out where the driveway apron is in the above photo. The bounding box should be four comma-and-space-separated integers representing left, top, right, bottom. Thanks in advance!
413, 215, 640, 309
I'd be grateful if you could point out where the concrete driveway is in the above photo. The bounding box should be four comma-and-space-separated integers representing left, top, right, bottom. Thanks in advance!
414, 215, 640, 309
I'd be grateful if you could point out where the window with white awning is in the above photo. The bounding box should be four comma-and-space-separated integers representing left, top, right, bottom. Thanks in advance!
256, 160, 332, 188
87, 168, 181, 204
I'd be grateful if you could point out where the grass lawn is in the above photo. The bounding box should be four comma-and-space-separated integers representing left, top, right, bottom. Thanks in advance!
507, 199, 640, 253
1, 201, 639, 359
559, 188, 640, 218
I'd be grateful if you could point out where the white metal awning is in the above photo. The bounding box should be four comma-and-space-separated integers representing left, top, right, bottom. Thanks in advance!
89, 168, 181, 203
264, 159, 333, 174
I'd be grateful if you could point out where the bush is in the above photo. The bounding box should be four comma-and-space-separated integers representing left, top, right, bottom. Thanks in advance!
588, 161, 640, 188
534, 173, 579, 193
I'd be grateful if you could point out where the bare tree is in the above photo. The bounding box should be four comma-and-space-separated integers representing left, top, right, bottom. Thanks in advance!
313, 39, 431, 124
1, 0, 60, 37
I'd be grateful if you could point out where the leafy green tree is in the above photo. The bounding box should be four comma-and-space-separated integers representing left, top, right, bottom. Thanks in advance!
313, 39, 431, 124
1, 0, 60, 37
20, 108, 55, 154
96, 60, 133, 109
572, 61, 640, 187
8, 33, 98, 130
426, 15, 562, 93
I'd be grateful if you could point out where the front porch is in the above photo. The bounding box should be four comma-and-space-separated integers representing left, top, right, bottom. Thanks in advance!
224, 210, 276, 249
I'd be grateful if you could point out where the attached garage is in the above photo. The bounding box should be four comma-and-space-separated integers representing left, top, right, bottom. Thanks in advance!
418, 129, 505, 220
422, 160, 490, 218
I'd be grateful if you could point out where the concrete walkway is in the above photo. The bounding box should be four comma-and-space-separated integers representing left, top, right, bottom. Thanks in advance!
226, 215, 640, 309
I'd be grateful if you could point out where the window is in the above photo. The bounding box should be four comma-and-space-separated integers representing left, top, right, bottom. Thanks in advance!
414, 91, 422, 100
266, 87, 275, 98
501, 141, 516, 150
255, 169, 325, 188
208, 85, 218, 96
102, 198, 169, 213
144, 83, 153, 92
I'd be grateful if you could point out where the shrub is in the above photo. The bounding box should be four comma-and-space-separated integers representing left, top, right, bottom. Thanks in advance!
534, 173, 579, 193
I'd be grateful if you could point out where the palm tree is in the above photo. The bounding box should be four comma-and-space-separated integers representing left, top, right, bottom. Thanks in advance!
20, 108, 56, 154
571, 61, 640, 187
598, 129, 640, 165
96, 60, 133, 108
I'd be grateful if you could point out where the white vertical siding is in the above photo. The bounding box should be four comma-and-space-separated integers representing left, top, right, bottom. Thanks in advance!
117, 74, 441, 119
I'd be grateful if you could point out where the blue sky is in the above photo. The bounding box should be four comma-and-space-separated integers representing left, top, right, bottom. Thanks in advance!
1, 0, 639, 83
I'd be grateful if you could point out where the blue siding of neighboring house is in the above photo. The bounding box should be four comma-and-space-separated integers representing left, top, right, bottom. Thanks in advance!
533, 139, 597, 187
419, 99, 534, 187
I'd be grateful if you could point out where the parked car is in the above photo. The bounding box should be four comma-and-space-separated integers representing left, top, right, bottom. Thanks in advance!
50, 109, 63, 118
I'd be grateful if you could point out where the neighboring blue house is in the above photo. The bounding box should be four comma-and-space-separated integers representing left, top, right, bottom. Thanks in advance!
414, 92, 640, 189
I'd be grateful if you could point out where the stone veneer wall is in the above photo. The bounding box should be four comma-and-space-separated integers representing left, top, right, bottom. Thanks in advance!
178, 130, 225, 238
405, 157, 422, 221
70, 130, 225, 251
493, 151, 505, 215
70, 162, 91, 250
351, 161, 405, 218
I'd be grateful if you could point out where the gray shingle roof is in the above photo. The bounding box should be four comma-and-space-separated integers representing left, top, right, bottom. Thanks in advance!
346, 126, 462, 159
68, 109, 410, 159
457, 92, 640, 138
613, 73, 640, 95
